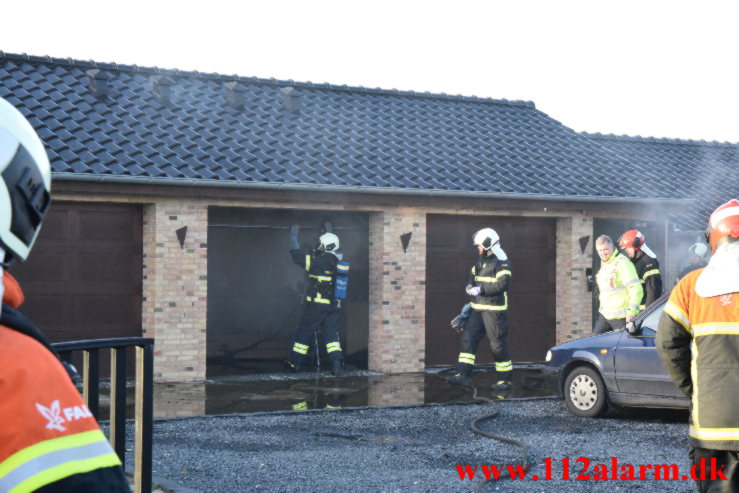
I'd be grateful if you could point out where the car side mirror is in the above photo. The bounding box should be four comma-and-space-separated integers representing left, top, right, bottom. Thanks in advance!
626, 321, 641, 336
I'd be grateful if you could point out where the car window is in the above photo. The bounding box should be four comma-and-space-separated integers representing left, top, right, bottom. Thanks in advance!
638, 305, 663, 336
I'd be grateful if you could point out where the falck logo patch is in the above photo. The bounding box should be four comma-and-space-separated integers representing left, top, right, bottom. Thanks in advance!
719, 294, 734, 307
35, 400, 93, 432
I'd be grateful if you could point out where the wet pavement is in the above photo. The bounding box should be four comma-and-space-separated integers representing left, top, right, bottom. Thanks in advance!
98, 365, 557, 419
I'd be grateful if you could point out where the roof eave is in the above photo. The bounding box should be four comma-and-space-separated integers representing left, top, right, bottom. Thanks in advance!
51, 172, 694, 208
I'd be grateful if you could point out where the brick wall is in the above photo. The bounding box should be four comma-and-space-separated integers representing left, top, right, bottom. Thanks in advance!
555, 214, 594, 342
142, 201, 208, 382
368, 209, 427, 373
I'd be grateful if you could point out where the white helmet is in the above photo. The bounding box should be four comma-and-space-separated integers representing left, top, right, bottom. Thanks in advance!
472, 228, 499, 251
0, 97, 51, 263
688, 242, 708, 259
318, 232, 339, 252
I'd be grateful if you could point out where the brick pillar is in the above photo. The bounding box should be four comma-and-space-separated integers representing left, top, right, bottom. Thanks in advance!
368, 209, 427, 373
555, 214, 594, 343
142, 201, 208, 382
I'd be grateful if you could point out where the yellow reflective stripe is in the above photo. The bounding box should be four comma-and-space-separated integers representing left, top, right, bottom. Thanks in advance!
474, 271, 512, 283
326, 342, 342, 353
312, 298, 330, 304
292, 343, 309, 355
337, 264, 349, 274
692, 342, 700, 428
664, 300, 691, 332
309, 274, 332, 282
305, 254, 311, 271
642, 268, 660, 280
495, 361, 513, 372
691, 324, 739, 337
470, 293, 508, 311
458, 352, 476, 365
0, 430, 120, 493
325, 404, 342, 409
689, 426, 739, 441
292, 402, 308, 411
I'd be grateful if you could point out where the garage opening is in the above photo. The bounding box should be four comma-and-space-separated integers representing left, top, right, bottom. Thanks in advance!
10, 202, 144, 376
207, 207, 369, 376
426, 214, 556, 365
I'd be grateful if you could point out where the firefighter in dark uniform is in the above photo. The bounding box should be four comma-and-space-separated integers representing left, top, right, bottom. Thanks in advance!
287, 223, 344, 376
618, 229, 663, 310
447, 228, 513, 391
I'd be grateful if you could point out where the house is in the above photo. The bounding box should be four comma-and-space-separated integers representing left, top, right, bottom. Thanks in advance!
1, 52, 698, 382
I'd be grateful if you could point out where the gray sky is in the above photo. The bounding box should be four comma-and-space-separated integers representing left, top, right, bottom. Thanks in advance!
3, 0, 739, 142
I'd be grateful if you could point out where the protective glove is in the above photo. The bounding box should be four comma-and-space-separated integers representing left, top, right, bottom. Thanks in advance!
466, 285, 481, 296
322, 221, 333, 233
450, 314, 466, 334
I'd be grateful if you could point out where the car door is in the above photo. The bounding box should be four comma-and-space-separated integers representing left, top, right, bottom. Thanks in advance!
613, 305, 684, 397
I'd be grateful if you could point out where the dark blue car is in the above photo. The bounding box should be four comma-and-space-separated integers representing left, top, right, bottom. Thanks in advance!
544, 295, 689, 417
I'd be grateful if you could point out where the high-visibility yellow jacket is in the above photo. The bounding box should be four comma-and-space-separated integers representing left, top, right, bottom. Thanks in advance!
596, 251, 642, 319
657, 268, 739, 450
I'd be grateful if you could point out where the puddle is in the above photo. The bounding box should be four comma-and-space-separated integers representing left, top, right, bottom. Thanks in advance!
95, 366, 557, 420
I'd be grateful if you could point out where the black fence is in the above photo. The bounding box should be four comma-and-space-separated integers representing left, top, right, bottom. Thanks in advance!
52, 337, 154, 493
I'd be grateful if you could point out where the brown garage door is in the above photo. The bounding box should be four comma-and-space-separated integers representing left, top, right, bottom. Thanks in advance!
426, 214, 556, 365
9, 202, 143, 343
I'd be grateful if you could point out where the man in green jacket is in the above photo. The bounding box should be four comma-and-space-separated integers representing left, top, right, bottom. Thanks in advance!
593, 235, 643, 334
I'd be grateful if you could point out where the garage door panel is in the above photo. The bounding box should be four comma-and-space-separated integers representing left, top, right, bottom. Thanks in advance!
11, 202, 143, 345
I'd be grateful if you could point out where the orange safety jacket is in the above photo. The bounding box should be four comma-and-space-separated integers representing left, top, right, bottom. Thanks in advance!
656, 268, 739, 450
0, 272, 127, 492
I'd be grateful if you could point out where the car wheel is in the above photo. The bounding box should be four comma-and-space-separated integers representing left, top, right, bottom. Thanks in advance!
564, 366, 607, 417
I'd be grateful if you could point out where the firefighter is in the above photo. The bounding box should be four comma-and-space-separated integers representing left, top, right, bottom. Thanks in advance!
593, 235, 643, 334
618, 229, 663, 310
446, 228, 513, 391
0, 97, 130, 491
677, 242, 709, 281
656, 199, 739, 493
287, 223, 345, 376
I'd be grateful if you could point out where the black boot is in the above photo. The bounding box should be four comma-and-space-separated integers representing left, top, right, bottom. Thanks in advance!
443, 367, 473, 388
331, 360, 344, 377
491, 376, 512, 391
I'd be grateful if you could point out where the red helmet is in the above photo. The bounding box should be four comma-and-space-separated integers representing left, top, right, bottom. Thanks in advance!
706, 199, 739, 253
618, 229, 645, 250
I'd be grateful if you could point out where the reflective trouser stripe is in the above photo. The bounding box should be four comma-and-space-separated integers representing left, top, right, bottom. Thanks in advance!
326, 342, 342, 353
306, 296, 331, 304
292, 342, 309, 355
292, 401, 308, 411
495, 361, 513, 373
458, 353, 475, 365
305, 254, 311, 271
0, 430, 121, 493
309, 274, 332, 282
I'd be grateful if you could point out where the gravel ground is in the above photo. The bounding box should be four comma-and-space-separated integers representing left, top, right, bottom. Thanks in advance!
124, 397, 697, 492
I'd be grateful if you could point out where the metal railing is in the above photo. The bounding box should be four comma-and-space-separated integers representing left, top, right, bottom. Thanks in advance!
52, 337, 154, 493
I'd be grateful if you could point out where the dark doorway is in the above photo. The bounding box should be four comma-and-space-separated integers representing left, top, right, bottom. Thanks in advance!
207, 207, 369, 376
426, 214, 556, 365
